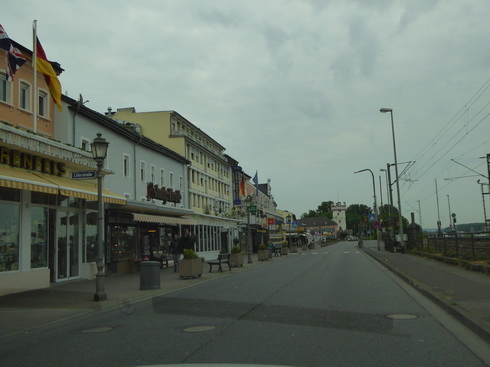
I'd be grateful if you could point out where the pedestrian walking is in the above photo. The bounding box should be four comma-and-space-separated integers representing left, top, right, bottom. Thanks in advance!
169, 233, 182, 272
180, 228, 195, 251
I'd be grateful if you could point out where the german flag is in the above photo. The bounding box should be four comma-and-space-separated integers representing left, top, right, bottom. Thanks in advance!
36, 37, 62, 111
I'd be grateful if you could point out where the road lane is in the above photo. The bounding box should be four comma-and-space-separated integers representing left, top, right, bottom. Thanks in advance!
0, 241, 487, 367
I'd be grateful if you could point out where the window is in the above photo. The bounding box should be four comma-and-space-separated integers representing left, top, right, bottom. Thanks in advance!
160, 169, 165, 187
19, 81, 31, 111
169, 172, 174, 188
81, 138, 90, 151
150, 165, 156, 183
31, 206, 48, 268
140, 161, 146, 182
0, 202, 20, 272
38, 90, 48, 117
179, 176, 183, 192
0, 71, 11, 103
123, 155, 130, 178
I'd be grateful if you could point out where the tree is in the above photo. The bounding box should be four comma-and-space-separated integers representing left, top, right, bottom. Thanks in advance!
346, 204, 371, 235
301, 201, 334, 219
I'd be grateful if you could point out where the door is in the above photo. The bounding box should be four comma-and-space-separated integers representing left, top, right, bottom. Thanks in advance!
56, 211, 79, 280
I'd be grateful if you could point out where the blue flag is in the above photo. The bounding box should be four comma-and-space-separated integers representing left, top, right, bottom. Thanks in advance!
253, 171, 258, 196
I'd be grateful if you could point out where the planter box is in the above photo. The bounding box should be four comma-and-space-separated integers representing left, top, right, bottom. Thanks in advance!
230, 253, 244, 267
179, 258, 203, 279
281, 247, 289, 255
258, 249, 269, 261
290, 245, 298, 253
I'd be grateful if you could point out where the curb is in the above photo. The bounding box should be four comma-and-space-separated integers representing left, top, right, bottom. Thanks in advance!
364, 249, 490, 345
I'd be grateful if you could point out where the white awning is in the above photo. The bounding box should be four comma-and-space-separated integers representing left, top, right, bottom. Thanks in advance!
132, 213, 196, 225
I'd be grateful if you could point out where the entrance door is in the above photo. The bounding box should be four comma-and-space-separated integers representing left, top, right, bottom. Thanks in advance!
56, 211, 79, 280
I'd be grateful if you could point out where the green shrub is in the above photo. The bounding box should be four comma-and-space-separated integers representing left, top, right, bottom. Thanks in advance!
183, 249, 198, 260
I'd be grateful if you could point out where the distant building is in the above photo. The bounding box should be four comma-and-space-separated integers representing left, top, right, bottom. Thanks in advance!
297, 217, 338, 239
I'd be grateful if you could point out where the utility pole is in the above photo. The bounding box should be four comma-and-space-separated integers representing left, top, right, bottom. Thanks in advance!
435, 179, 442, 236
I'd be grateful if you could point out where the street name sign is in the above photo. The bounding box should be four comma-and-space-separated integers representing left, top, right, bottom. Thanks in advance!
71, 170, 96, 180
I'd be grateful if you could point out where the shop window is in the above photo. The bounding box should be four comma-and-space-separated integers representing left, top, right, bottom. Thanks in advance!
110, 225, 137, 261
0, 202, 20, 272
0, 187, 20, 202
31, 192, 57, 206
85, 212, 97, 263
31, 206, 48, 268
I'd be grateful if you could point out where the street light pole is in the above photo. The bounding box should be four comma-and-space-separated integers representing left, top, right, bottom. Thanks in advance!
286, 214, 292, 248
91, 133, 109, 302
380, 108, 404, 251
354, 169, 380, 250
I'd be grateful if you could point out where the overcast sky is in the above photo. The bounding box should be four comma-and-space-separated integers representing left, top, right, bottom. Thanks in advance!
4, 0, 490, 229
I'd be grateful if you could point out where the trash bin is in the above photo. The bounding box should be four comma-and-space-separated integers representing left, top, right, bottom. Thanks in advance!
139, 261, 161, 290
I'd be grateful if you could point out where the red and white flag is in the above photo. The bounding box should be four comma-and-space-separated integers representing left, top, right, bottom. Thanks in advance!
0, 25, 26, 81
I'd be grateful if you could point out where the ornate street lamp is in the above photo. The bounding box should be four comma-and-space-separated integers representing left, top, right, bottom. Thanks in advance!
91, 133, 109, 301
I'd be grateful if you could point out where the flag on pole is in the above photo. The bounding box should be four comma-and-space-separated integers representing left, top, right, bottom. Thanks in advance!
240, 176, 245, 196
0, 25, 26, 81
253, 171, 258, 197
35, 36, 62, 111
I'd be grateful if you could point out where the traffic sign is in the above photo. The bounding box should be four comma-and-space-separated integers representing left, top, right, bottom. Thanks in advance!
368, 213, 376, 222
249, 205, 257, 214
373, 221, 380, 229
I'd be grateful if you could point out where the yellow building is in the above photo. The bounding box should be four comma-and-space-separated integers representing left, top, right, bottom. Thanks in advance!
113, 108, 232, 216
112, 108, 240, 257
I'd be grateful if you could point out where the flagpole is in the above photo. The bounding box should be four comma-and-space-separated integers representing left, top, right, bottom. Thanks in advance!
32, 20, 37, 133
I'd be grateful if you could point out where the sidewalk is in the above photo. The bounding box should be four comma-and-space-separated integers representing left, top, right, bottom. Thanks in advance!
0, 254, 265, 341
364, 242, 490, 344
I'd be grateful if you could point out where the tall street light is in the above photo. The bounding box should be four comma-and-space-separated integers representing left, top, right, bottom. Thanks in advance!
91, 133, 109, 301
380, 108, 404, 251
354, 169, 380, 250
286, 214, 292, 248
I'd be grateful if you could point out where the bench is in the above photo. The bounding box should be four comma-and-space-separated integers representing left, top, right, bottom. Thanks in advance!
207, 253, 231, 272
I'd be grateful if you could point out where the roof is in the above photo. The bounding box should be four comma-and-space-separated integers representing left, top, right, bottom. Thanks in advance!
62, 95, 190, 165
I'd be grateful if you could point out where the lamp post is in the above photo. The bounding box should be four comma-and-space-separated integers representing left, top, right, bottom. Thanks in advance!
286, 214, 292, 248
354, 169, 380, 250
380, 168, 393, 240
91, 133, 109, 301
447, 195, 453, 231
380, 108, 404, 251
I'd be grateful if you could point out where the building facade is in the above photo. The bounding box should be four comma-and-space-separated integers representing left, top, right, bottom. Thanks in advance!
0, 44, 128, 294
111, 108, 239, 258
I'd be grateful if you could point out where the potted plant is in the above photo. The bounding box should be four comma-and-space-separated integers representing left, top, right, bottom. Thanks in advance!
179, 249, 203, 279
281, 241, 289, 255
229, 245, 243, 267
258, 243, 269, 261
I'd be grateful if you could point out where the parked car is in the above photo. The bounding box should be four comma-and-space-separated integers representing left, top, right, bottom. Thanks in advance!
346, 236, 358, 241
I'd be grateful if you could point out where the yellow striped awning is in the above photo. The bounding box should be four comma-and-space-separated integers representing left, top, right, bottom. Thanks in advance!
0, 165, 126, 205
0, 165, 58, 194
133, 213, 196, 225
38, 174, 127, 205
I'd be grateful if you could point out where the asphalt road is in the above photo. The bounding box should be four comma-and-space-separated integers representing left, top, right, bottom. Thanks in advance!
2, 241, 488, 367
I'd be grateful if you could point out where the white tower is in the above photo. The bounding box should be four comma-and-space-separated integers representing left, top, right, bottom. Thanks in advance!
331, 202, 347, 232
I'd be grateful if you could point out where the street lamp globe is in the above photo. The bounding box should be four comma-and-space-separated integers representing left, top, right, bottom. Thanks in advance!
91, 133, 109, 162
